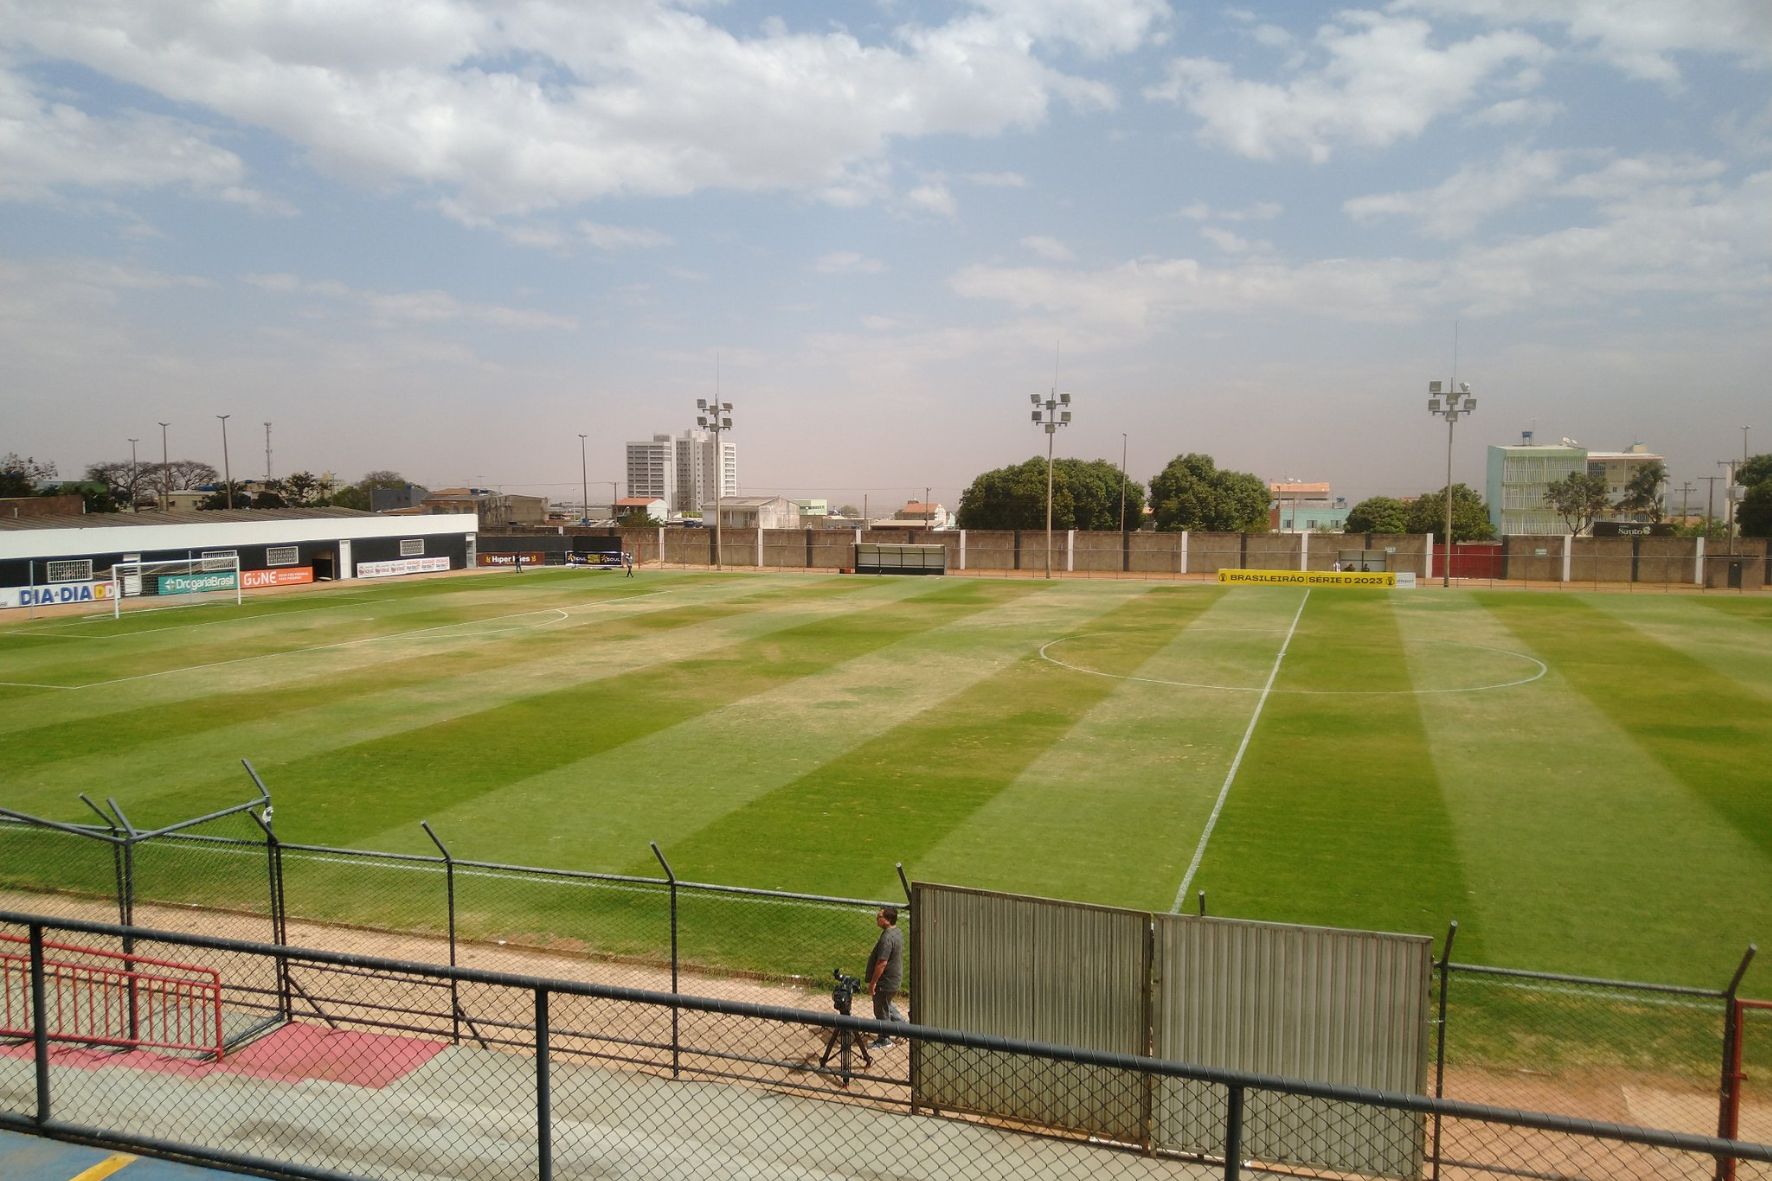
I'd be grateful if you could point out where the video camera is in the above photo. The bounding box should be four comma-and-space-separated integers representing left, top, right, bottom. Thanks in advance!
830, 968, 863, 1015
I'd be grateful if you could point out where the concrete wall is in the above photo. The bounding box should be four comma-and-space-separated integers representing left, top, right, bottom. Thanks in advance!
615, 525, 1766, 589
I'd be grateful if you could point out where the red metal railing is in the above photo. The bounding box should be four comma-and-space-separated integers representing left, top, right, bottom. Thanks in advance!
0, 932, 224, 1060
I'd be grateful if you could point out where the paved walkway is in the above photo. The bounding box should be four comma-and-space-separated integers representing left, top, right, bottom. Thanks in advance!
0, 1129, 247, 1181
1, 1028, 1218, 1181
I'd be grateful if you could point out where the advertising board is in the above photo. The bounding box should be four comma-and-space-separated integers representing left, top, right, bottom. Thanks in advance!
477, 552, 548, 568
242, 567, 315, 589
1216, 569, 1396, 588
0, 581, 116, 609
158, 571, 240, 595
356, 555, 452, 579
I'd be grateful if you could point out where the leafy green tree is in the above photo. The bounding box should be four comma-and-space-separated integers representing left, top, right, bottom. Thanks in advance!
957, 457, 1146, 531
1737, 453, 1772, 489
151, 459, 219, 491
279, 471, 335, 507
618, 509, 663, 527
1148, 453, 1268, 532
1543, 472, 1612, 535
330, 470, 406, 510
83, 460, 153, 509
1739, 481, 1772, 539
1617, 460, 1668, 521
1344, 496, 1410, 534
1406, 484, 1496, 541
51, 479, 118, 513
1, 453, 58, 497
197, 485, 252, 509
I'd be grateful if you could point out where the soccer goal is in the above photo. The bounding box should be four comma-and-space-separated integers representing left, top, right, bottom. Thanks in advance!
109, 553, 244, 618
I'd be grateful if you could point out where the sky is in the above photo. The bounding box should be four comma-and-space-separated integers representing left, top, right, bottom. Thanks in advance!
2, 1, 1769, 514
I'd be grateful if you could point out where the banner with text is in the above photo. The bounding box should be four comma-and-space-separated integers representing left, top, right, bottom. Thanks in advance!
1217, 569, 1397, 588
158, 571, 240, 595
243, 567, 315, 589
357, 555, 452, 579
477, 552, 548, 568
0, 581, 116, 609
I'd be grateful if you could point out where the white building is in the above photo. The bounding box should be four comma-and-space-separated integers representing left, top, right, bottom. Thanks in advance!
676, 428, 737, 515
1485, 435, 1665, 534
1585, 444, 1666, 519
625, 435, 678, 514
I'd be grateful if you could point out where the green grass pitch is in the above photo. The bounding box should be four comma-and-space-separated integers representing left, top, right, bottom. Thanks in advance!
2, 569, 1768, 988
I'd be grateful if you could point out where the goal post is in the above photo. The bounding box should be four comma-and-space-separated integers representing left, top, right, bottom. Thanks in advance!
109, 553, 244, 618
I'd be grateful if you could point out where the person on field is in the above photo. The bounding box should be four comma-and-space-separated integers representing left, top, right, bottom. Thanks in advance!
624, 551, 635, 578
865, 906, 906, 1046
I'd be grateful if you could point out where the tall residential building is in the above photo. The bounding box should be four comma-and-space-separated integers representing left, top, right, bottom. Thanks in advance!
625, 434, 678, 513
1484, 436, 1589, 535
675, 428, 737, 514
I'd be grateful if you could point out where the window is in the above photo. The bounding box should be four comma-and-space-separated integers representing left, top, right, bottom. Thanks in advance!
46, 560, 92, 582
201, 549, 239, 571
266, 545, 299, 567
399, 538, 424, 557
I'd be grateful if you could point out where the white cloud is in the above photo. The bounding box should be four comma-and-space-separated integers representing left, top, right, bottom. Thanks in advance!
1175, 199, 1282, 222
1397, 0, 1772, 82
1466, 97, 1564, 126
0, 1, 1163, 220
953, 167, 1772, 326
244, 273, 576, 330
1344, 148, 1568, 237
577, 221, 674, 251
0, 66, 285, 210
1146, 12, 1550, 161
813, 251, 885, 275
1199, 226, 1270, 254
905, 181, 957, 219
965, 170, 1028, 187
1021, 235, 1075, 261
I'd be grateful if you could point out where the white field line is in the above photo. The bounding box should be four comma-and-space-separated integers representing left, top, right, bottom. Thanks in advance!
1169, 590, 1311, 913
6, 603, 378, 640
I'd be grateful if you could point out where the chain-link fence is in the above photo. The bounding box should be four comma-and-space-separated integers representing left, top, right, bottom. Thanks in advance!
1437, 960, 1735, 1142
5, 910, 1770, 1181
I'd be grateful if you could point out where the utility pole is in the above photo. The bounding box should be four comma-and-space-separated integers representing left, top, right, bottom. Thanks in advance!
158, 422, 170, 511
127, 438, 139, 511
1720, 460, 1738, 555
1119, 432, 1128, 534
217, 414, 232, 510
1676, 481, 1695, 524
925, 486, 931, 529
1700, 474, 1722, 535
578, 434, 589, 525
264, 422, 273, 482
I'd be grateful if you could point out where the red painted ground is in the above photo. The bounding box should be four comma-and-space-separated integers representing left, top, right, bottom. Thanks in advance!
1, 1022, 445, 1089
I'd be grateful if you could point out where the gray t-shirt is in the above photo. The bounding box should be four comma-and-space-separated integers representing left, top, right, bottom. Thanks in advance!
868, 925, 903, 994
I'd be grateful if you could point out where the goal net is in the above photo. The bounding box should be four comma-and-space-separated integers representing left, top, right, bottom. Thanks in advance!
108, 553, 244, 618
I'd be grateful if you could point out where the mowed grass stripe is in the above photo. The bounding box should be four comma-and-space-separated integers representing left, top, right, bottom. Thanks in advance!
639, 586, 1226, 895
1395, 594, 1770, 980
1586, 595, 1772, 707
910, 587, 1318, 910
0, 576, 889, 793
392, 582, 1160, 867
130, 579, 1042, 843
1181, 591, 1479, 952
1478, 593, 1772, 861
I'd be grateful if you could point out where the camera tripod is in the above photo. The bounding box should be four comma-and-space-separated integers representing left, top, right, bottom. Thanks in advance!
819, 1022, 873, 1086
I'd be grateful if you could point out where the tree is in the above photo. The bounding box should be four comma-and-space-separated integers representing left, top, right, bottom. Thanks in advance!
1542, 472, 1612, 536
197, 486, 252, 510
1344, 496, 1410, 534
280, 471, 335, 508
50, 479, 118, 513
1617, 460, 1668, 522
618, 509, 663, 527
151, 459, 219, 491
1739, 481, 1772, 539
84, 460, 156, 510
1148, 453, 1268, 532
956, 457, 1147, 531
1406, 484, 1496, 541
835, 504, 861, 518
1737, 453, 1772, 489
1, 453, 58, 497
330, 470, 406, 510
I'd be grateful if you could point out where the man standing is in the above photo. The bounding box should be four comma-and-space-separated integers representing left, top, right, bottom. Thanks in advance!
865, 906, 905, 1047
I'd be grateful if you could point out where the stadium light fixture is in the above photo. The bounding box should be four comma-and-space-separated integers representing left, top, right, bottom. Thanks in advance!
1426, 379, 1476, 587
1032, 384, 1074, 579
694, 396, 734, 569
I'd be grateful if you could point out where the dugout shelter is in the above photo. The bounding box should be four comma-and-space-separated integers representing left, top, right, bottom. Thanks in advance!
0, 508, 479, 611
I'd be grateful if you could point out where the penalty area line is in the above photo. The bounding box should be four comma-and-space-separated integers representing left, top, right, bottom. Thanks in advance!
1169, 588, 1311, 914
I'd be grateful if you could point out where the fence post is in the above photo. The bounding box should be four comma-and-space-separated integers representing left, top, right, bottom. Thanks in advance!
248, 806, 292, 1023
1433, 919, 1458, 1181
422, 821, 461, 1044
1222, 1083, 1243, 1181
30, 922, 51, 1123
651, 842, 680, 1079
535, 987, 551, 1181
1716, 944, 1758, 1181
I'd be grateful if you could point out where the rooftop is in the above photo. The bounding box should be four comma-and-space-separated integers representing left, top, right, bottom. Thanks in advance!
0, 507, 375, 532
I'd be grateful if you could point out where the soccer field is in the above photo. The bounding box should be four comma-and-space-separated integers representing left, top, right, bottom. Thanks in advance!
2, 569, 1768, 987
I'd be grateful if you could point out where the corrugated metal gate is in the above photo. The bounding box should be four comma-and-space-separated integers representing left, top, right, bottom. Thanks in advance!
910, 882, 1431, 1177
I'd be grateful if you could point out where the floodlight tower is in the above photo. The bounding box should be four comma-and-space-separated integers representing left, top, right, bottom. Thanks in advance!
578, 433, 590, 525
127, 438, 139, 512
217, 414, 233, 510
158, 422, 170, 511
1426, 380, 1476, 587
1030, 386, 1073, 579
696, 398, 734, 570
